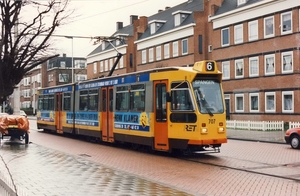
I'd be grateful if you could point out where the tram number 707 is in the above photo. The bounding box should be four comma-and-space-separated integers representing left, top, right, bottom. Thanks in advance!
185, 125, 197, 132
209, 119, 216, 124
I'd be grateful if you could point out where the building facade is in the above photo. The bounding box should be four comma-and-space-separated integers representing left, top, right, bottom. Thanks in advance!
19, 54, 87, 113
210, 0, 300, 122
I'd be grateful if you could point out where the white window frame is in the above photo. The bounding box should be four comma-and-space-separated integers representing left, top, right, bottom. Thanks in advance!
281, 11, 292, 35
248, 20, 258, 41
142, 50, 147, 64
264, 16, 274, 38
119, 56, 124, 69
173, 41, 178, 57
249, 93, 259, 112
222, 61, 230, 80
265, 92, 276, 113
104, 60, 108, 71
182, 39, 188, 55
156, 46, 161, 61
281, 51, 293, 74
235, 59, 244, 78
264, 54, 275, 75
149, 48, 154, 62
238, 0, 246, 6
174, 14, 180, 26
235, 94, 244, 112
249, 56, 259, 77
234, 24, 243, 44
109, 59, 113, 70
100, 61, 103, 72
93, 62, 97, 74
282, 91, 293, 113
164, 43, 170, 59
59, 74, 69, 82
221, 28, 230, 47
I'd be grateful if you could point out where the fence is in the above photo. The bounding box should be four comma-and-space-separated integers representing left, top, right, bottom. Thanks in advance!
225, 120, 300, 143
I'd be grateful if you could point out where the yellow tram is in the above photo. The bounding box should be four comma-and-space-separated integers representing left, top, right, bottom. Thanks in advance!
37, 60, 227, 153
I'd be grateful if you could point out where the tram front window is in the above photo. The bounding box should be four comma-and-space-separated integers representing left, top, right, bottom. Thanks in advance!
192, 79, 224, 115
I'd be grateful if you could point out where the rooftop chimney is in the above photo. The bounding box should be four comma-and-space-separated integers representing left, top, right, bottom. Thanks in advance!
165, 6, 170, 10
158, 9, 163, 13
130, 15, 138, 24
116, 22, 123, 31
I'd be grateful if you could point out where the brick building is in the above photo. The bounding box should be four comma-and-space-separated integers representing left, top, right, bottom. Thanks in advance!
209, 0, 300, 121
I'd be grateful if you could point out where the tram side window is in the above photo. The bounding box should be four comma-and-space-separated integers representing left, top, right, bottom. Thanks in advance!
38, 96, 44, 110
116, 86, 129, 111
130, 84, 145, 111
63, 93, 71, 111
89, 89, 98, 111
43, 95, 49, 110
171, 82, 193, 111
48, 95, 55, 110
79, 90, 89, 111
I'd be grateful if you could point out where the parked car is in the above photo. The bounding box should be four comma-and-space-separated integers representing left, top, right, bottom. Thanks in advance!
284, 128, 300, 149
20, 110, 27, 118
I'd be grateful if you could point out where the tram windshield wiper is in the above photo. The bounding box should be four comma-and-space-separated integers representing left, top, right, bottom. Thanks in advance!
195, 88, 213, 117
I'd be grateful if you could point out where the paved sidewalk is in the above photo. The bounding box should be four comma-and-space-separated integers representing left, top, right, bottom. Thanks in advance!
0, 141, 195, 196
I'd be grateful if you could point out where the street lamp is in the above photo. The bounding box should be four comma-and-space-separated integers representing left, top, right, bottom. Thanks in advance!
65, 36, 74, 83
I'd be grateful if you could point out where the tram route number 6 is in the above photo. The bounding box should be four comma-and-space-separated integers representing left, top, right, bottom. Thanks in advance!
206, 62, 215, 71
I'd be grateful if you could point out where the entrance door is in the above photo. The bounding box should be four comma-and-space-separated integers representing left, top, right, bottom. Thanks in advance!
154, 80, 169, 151
55, 93, 63, 134
101, 87, 114, 142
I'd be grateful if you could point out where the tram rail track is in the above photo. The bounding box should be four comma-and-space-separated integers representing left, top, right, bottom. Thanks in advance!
177, 153, 300, 183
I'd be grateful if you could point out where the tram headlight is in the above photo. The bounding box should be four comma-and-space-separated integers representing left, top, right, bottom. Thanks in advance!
218, 127, 224, 133
201, 128, 208, 134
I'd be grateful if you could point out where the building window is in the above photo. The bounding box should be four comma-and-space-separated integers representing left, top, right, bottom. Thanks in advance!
281, 12, 292, 34
265, 92, 275, 112
235, 59, 244, 78
282, 51, 293, 74
60, 61, 66, 68
234, 24, 243, 44
174, 14, 180, 26
93, 62, 97, 74
173, 41, 178, 57
264, 16, 274, 38
74, 60, 86, 69
249, 57, 259, 77
221, 28, 229, 47
119, 56, 124, 69
59, 74, 69, 82
222, 61, 230, 80
149, 48, 154, 62
248, 20, 258, 41
237, 0, 246, 6
100, 61, 103, 72
182, 39, 188, 55
282, 91, 293, 113
265, 54, 275, 75
104, 60, 108, 71
115, 57, 118, 70
249, 93, 259, 112
156, 46, 161, 61
76, 74, 87, 82
109, 59, 113, 70
235, 94, 244, 112
48, 74, 53, 82
142, 50, 146, 64
164, 44, 170, 59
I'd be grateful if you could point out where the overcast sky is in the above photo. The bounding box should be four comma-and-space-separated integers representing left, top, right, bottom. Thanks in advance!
51, 0, 187, 58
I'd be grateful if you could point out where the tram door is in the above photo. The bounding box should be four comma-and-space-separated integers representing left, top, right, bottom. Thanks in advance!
55, 92, 63, 134
101, 87, 114, 142
153, 80, 169, 151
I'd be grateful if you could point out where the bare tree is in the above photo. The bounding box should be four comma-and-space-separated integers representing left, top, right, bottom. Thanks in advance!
0, 0, 71, 103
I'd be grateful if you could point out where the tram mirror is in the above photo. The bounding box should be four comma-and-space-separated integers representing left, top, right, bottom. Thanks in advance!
166, 92, 171, 102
